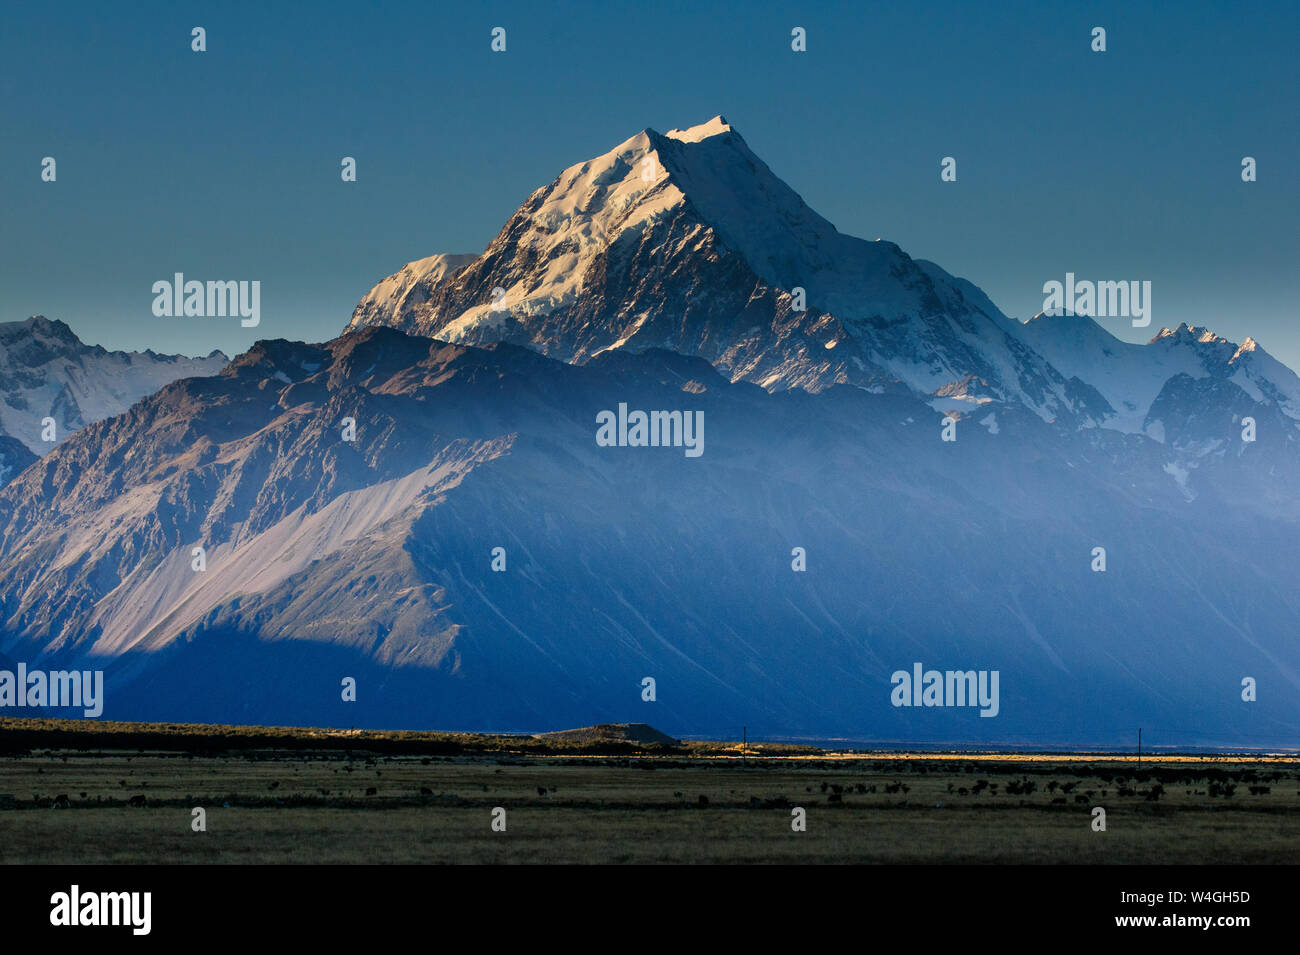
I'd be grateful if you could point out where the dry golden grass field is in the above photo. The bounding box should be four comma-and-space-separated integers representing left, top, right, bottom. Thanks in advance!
1, 720, 1297, 864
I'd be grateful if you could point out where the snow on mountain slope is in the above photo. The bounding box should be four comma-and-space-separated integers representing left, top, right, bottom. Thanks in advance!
1215, 335, 1300, 420
351, 253, 480, 331
347, 117, 1099, 425
1019, 314, 1300, 436
0, 316, 228, 455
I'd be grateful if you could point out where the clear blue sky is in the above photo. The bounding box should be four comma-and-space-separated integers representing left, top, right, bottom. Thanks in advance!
2, 0, 1296, 370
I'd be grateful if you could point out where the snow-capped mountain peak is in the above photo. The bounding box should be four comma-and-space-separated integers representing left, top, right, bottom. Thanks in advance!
1150, 323, 1232, 348
348, 117, 1107, 425
0, 315, 229, 458
664, 114, 733, 143
347, 117, 1300, 441
1020, 312, 1300, 436
1233, 336, 1259, 358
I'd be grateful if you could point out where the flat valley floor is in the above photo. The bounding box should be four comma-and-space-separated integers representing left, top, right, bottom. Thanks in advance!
2, 747, 1298, 864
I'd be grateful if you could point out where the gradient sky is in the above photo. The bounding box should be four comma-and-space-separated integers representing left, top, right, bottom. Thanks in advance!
2, 0, 1297, 370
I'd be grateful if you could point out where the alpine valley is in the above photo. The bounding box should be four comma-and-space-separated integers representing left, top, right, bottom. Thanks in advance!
2, 118, 1297, 748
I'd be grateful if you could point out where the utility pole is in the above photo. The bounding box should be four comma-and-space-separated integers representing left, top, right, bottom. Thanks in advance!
1138, 728, 1142, 768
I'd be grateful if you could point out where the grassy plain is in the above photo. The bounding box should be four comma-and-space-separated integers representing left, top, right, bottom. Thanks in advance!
1, 719, 1296, 864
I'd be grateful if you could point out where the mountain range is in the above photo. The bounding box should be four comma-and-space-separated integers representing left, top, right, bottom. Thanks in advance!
1, 117, 1296, 747
0, 316, 227, 466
